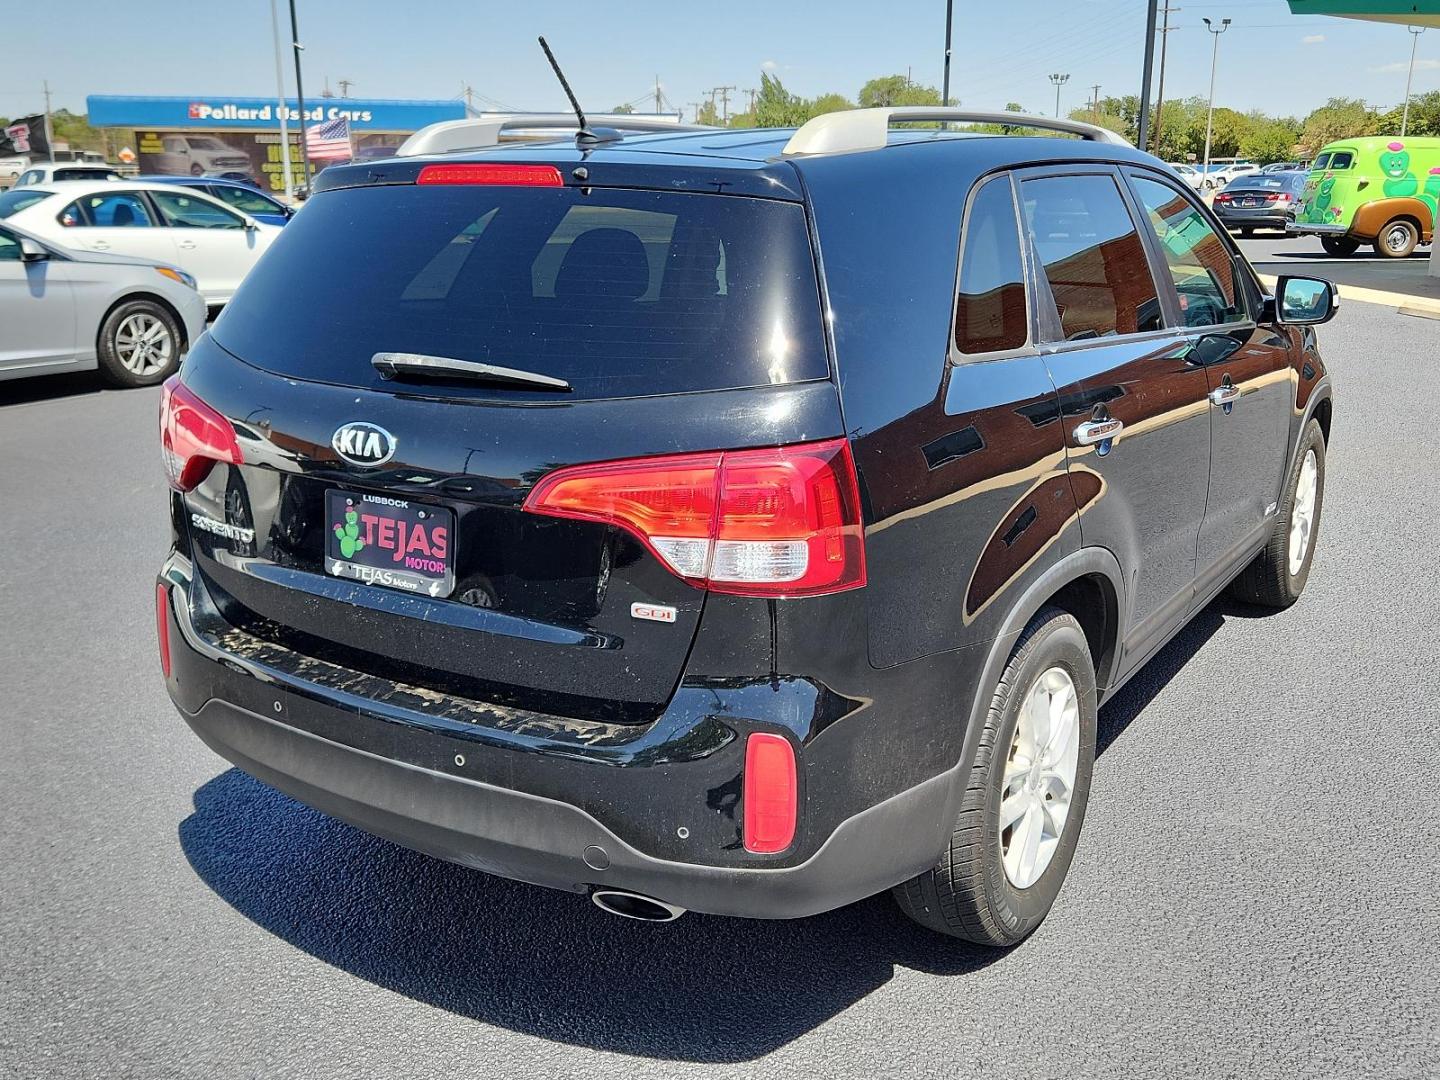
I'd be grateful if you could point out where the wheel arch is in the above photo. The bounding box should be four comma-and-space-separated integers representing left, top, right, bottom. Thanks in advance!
96, 291, 192, 358
958, 547, 1124, 766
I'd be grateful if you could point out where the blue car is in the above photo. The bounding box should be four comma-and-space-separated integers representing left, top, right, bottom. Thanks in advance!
137, 175, 293, 227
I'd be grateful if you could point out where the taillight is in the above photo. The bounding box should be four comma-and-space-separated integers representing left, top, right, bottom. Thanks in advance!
1214, 192, 1232, 202
156, 583, 172, 678
523, 437, 866, 597
416, 163, 564, 186
743, 732, 798, 854
160, 376, 242, 492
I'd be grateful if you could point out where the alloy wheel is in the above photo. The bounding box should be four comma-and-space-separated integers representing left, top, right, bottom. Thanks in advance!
999, 665, 1081, 890
114, 313, 174, 377
1288, 449, 1318, 576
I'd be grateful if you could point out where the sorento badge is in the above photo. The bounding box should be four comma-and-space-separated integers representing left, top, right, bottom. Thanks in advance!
332, 422, 396, 468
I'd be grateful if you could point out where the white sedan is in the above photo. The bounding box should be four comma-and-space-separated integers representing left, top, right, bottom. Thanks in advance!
0, 218, 207, 386
0, 180, 281, 305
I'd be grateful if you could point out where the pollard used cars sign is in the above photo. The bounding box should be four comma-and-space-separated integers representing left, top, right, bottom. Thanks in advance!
86, 95, 466, 132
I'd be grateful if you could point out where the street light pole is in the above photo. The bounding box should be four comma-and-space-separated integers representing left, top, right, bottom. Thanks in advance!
1201, 17, 1230, 187
288, 0, 313, 189
942, 0, 955, 107
1401, 26, 1425, 138
1138, 0, 1158, 151
1049, 72, 1070, 118
268, 0, 294, 200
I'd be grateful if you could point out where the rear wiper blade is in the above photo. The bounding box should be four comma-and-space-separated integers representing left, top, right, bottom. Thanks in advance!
371, 352, 572, 391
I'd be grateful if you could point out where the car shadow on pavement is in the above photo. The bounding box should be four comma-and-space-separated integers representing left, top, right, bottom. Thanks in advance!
0, 370, 115, 408
177, 593, 1255, 1060
179, 770, 1005, 1062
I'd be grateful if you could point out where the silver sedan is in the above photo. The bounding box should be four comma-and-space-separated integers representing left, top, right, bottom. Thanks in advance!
0, 219, 207, 387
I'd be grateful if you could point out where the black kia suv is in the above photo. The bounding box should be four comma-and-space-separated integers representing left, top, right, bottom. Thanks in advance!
157, 109, 1336, 945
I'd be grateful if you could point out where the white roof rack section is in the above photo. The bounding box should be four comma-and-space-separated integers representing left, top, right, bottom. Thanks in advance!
781, 107, 1131, 157
397, 113, 711, 158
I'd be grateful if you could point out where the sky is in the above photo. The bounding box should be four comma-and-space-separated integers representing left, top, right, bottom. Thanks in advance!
2, 0, 1435, 123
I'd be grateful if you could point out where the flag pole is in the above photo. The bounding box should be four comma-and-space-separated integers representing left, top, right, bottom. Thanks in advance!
268, 0, 294, 200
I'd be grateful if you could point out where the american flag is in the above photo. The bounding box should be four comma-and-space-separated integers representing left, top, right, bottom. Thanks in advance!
305, 116, 352, 160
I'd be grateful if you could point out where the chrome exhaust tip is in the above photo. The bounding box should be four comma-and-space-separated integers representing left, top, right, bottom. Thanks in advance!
590, 889, 686, 923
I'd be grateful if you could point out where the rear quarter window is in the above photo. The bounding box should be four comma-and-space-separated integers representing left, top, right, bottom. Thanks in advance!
212, 183, 829, 400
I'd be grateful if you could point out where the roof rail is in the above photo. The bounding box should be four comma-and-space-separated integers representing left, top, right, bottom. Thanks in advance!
396, 114, 712, 158
781, 107, 1132, 157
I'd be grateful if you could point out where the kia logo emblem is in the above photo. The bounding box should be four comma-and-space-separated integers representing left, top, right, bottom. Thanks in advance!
332, 422, 396, 468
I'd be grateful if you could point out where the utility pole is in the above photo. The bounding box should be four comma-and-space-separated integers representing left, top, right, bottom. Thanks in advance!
1049, 73, 1070, 118
716, 85, 736, 124
1152, 0, 1180, 153
687, 101, 702, 123
1401, 26, 1425, 137
460, 82, 476, 114
1090, 84, 1102, 122
289, 0, 313, 188
41, 80, 54, 159
655, 75, 662, 114
338, 78, 353, 98
745, 88, 757, 114
268, 0, 295, 200
1201, 17, 1231, 186
1137, 0, 1158, 150
942, 0, 955, 107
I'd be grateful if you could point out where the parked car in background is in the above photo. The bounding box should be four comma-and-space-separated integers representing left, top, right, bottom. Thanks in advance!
1214, 171, 1309, 235
157, 108, 1337, 948
0, 156, 28, 188
13, 162, 122, 187
153, 134, 254, 179
0, 181, 281, 305
0, 217, 205, 386
140, 175, 293, 227
1168, 162, 1206, 191
1290, 136, 1440, 257
1261, 161, 1306, 174
1203, 162, 1259, 191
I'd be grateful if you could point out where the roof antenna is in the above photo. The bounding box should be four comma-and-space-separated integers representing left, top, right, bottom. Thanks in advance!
538, 36, 620, 146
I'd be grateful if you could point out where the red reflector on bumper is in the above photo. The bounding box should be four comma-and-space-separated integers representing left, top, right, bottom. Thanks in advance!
156, 583, 172, 679
743, 732, 797, 854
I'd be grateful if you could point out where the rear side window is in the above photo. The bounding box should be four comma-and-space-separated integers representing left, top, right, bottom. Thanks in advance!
151, 191, 244, 229
954, 176, 1029, 357
208, 185, 283, 215
68, 192, 155, 228
213, 184, 828, 400
0, 229, 19, 260
1328, 151, 1354, 170
1020, 173, 1162, 342
1130, 175, 1246, 329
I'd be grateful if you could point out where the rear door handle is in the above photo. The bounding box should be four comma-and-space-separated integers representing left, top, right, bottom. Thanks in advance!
1209, 384, 1241, 407
177, 240, 198, 250
1074, 418, 1124, 446
90, 240, 110, 250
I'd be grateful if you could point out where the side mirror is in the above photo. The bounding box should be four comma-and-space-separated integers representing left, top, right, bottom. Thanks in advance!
1275, 275, 1338, 326
19, 237, 49, 262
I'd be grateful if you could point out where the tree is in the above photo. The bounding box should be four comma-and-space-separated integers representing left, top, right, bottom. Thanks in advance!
1299, 97, 1377, 156
697, 100, 722, 127
858, 74, 942, 109
808, 92, 855, 118
609, 103, 635, 115
1240, 116, 1301, 163
753, 72, 811, 128
1376, 90, 1440, 138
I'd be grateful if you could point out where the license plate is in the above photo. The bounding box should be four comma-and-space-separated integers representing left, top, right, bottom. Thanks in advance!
1240, 198, 1260, 208
324, 489, 455, 598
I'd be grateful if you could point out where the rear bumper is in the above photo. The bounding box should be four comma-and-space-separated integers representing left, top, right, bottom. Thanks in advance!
1216, 206, 1291, 227
1287, 222, 1349, 237
158, 562, 961, 920
176, 693, 956, 919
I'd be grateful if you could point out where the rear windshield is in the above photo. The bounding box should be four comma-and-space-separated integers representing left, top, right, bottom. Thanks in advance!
212, 183, 828, 400
1231, 174, 1304, 191
0, 189, 51, 218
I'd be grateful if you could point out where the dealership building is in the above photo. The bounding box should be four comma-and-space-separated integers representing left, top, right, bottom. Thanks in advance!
86, 95, 468, 193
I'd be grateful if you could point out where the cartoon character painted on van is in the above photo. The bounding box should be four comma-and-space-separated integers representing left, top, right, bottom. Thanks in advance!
1290, 136, 1440, 258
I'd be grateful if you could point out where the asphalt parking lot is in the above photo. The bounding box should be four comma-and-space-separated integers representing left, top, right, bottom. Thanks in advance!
2, 297, 1437, 1079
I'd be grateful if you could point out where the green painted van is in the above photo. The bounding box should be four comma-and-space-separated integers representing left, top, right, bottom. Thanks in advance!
1288, 135, 1440, 257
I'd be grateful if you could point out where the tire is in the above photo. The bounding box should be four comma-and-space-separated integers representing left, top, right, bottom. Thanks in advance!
894, 607, 1097, 946
96, 299, 183, 388
1321, 235, 1359, 257
1374, 218, 1419, 259
1239, 227, 1254, 238
1229, 419, 1326, 608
